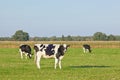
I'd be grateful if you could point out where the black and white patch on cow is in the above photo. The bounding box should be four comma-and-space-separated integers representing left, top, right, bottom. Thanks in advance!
19, 44, 32, 59
34, 44, 70, 69
83, 44, 91, 53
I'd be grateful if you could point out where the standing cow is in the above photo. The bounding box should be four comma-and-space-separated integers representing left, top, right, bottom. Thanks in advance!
34, 44, 70, 69
19, 44, 32, 59
83, 44, 91, 53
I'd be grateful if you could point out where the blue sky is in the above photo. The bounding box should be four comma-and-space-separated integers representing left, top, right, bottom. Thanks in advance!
0, 0, 120, 37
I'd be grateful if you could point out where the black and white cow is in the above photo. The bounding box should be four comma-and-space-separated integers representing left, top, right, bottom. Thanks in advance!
34, 44, 70, 69
83, 44, 91, 53
19, 44, 32, 59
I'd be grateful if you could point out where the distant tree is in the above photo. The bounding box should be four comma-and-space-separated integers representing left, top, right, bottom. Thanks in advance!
0, 37, 12, 41
93, 32, 107, 41
12, 30, 29, 41
32, 37, 40, 41
107, 34, 116, 41
50, 36, 57, 41
115, 36, 120, 41
72, 36, 81, 41
62, 35, 65, 41
67, 35, 72, 41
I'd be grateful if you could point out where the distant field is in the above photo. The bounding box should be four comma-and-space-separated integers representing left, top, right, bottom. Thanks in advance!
0, 41, 120, 80
0, 41, 120, 48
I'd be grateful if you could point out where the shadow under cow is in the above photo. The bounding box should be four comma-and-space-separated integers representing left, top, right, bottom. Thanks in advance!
70, 65, 111, 68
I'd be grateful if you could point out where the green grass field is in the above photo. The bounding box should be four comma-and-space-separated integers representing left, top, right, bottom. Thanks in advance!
0, 47, 120, 80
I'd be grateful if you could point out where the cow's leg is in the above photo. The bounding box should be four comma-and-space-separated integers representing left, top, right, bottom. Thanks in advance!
21, 52, 23, 59
19, 49, 23, 59
86, 49, 89, 53
25, 53, 28, 59
58, 60, 62, 69
58, 56, 64, 69
83, 47, 86, 53
55, 58, 59, 69
36, 52, 41, 69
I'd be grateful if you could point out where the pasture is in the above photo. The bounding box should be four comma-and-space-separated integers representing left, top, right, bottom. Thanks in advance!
0, 41, 120, 80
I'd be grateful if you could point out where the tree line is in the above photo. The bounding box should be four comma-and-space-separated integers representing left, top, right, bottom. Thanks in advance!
0, 30, 120, 41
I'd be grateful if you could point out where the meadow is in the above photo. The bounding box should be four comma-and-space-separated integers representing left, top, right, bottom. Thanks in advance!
0, 41, 120, 80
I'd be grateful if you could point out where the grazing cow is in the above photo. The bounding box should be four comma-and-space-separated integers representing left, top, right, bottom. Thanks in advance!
83, 44, 91, 53
19, 44, 32, 59
34, 44, 70, 69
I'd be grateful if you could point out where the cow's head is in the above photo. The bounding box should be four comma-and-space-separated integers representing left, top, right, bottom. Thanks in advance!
58, 44, 70, 54
28, 53, 32, 59
63, 44, 70, 52
56, 44, 70, 59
